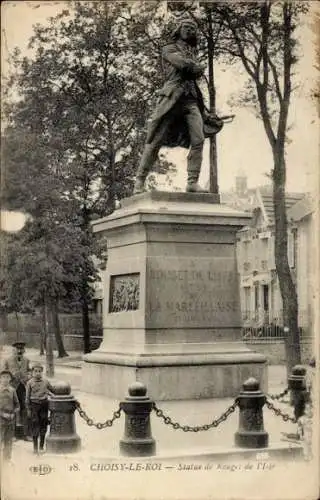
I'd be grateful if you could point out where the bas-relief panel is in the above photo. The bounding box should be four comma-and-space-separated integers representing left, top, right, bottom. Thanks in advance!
109, 273, 140, 313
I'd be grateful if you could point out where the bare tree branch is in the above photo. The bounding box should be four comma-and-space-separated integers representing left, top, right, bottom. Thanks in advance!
223, 9, 257, 79
277, 1, 292, 146
268, 55, 283, 104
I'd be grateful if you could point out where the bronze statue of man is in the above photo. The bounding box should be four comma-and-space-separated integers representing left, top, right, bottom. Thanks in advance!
134, 16, 211, 194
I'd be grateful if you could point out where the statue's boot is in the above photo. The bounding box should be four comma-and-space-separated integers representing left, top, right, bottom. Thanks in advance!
133, 144, 157, 195
186, 142, 208, 193
186, 183, 208, 193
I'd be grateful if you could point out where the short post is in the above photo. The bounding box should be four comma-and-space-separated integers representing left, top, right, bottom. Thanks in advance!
235, 377, 269, 449
288, 365, 307, 421
120, 382, 156, 457
46, 381, 81, 453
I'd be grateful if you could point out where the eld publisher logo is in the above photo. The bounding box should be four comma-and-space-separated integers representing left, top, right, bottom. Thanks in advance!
29, 464, 53, 476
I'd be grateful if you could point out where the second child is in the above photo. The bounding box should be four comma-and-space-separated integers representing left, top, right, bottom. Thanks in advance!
0, 369, 20, 462
25, 364, 54, 454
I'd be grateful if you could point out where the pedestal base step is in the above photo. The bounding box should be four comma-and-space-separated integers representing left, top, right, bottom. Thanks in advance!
82, 350, 267, 400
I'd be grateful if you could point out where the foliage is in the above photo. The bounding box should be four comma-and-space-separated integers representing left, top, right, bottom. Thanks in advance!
2, 2, 161, 309
4, 2, 163, 212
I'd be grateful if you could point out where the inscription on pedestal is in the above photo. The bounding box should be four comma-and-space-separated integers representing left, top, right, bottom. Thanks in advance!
109, 273, 140, 313
146, 258, 240, 328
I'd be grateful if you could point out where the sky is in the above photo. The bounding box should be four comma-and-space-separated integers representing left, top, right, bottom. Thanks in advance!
1, 0, 319, 199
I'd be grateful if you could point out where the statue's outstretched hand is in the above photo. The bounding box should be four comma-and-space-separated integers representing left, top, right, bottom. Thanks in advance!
185, 62, 204, 77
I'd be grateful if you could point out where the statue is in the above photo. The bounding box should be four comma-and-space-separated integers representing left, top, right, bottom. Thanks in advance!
133, 14, 225, 195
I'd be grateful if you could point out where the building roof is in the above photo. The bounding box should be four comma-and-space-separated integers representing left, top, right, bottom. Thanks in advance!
219, 176, 308, 227
287, 195, 313, 222
261, 192, 305, 225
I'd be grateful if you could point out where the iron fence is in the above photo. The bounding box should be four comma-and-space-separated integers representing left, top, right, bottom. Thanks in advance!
241, 324, 286, 341
241, 324, 307, 342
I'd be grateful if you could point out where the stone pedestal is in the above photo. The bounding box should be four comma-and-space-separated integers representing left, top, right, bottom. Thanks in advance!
83, 192, 267, 400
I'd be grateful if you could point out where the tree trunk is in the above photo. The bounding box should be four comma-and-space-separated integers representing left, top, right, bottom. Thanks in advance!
206, 7, 219, 195
44, 295, 54, 377
209, 136, 218, 194
82, 296, 91, 354
53, 300, 68, 358
39, 304, 46, 355
272, 148, 301, 374
80, 204, 92, 354
0, 312, 8, 333
14, 312, 20, 342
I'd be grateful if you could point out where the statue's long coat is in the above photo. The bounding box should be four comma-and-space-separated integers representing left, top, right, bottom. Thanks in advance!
146, 40, 205, 149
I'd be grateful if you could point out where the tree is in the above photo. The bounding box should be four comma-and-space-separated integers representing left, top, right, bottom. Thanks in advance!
218, 1, 309, 371
1, 128, 71, 359
2, 1, 164, 352
310, 9, 320, 112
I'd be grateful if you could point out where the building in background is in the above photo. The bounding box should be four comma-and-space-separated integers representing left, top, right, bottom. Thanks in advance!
287, 195, 314, 335
235, 183, 313, 338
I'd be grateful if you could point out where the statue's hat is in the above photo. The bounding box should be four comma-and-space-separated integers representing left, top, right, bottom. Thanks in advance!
175, 12, 198, 29
166, 12, 199, 42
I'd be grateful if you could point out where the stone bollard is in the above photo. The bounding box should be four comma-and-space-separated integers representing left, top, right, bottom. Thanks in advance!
288, 365, 307, 421
119, 382, 156, 457
46, 381, 81, 453
235, 377, 269, 449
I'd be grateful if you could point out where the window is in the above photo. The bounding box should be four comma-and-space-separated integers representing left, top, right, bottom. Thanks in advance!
261, 238, 268, 254
254, 284, 259, 317
243, 240, 249, 261
261, 238, 268, 269
263, 285, 269, 312
243, 287, 251, 318
288, 230, 295, 268
292, 229, 298, 269
243, 241, 251, 272
268, 236, 276, 270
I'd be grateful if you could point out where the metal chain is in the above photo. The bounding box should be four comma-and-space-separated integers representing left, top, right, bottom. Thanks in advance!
75, 401, 122, 429
265, 398, 296, 423
267, 387, 289, 401
152, 400, 238, 432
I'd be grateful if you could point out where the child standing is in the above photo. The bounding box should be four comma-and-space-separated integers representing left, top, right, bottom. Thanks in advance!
0, 370, 20, 462
297, 402, 313, 460
306, 357, 316, 404
25, 363, 54, 454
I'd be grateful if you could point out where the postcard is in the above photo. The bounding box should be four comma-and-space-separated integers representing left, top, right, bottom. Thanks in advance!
1, 1, 319, 499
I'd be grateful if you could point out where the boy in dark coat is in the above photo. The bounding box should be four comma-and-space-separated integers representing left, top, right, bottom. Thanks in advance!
3, 341, 31, 439
0, 370, 20, 461
26, 363, 54, 454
